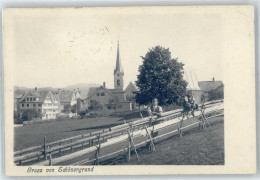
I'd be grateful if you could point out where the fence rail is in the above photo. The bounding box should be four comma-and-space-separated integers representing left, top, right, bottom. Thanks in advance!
14, 99, 224, 165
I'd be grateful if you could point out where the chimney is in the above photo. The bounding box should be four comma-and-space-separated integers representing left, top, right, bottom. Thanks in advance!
103, 82, 106, 88
35, 87, 37, 92
213, 77, 215, 82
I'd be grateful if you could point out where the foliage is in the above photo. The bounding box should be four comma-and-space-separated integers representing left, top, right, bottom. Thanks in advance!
135, 46, 187, 106
88, 100, 103, 116
107, 97, 122, 114
79, 109, 89, 119
21, 109, 42, 121
71, 104, 77, 114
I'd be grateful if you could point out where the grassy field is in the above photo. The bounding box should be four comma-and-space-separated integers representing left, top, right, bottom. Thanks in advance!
60, 116, 224, 166
14, 116, 139, 151
124, 119, 224, 165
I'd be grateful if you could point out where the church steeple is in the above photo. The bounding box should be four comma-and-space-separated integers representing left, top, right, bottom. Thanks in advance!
114, 41, 124, 75
114, 41, 124, 90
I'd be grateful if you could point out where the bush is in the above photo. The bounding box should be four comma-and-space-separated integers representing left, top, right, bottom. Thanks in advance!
79, 109, 89, 119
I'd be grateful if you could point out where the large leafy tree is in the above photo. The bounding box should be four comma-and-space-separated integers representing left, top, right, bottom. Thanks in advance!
135, 46, 187, 106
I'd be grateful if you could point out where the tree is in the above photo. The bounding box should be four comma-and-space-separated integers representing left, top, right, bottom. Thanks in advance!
79, 109, 89, 119
21, 109, 42, 121
88, 100, 103, 116
135, 46, 187, 106
107, 97, 122, 114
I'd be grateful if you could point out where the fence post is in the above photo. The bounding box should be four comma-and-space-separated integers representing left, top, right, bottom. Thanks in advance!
126, 134, 131, 162
48, 154, 52, 166
94, 134, 101, 165
59, 142, 62, 156
71, 139, 73, 151
43, 136, 47, 160
177, 123, 182, 138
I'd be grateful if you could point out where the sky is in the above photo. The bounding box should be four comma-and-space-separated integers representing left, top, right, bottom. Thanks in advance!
11, 7, 223, 89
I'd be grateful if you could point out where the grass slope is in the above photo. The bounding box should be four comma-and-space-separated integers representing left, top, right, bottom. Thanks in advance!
125, 120, 224, 165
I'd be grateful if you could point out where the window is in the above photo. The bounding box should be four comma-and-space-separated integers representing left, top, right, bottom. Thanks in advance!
22, 104, 24, 107
33, 98, 36, 101
33, 104, 36, 107
27, 104, 29, 107
97, 93, 100, 96
27, 98, 29, 101
38, 104, 42, 107
117, 80, 121, 86
101, 93, 105, 96
30, 98, 32, 101
38, 109, 41, 112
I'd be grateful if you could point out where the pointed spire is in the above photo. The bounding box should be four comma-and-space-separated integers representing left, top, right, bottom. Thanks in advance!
114, 41, 124, 75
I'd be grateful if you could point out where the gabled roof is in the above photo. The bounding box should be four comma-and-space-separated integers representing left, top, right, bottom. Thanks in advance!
19, 90, 50, 103
59, 91, 75, 103
37, 91, 51, 103
125, 81, 138, 95
51, 93, 60, 103
198, 81, 224, 92
87, 85, 128, 100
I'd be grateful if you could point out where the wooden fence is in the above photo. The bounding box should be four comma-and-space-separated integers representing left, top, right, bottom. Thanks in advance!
14, 99, 224, 166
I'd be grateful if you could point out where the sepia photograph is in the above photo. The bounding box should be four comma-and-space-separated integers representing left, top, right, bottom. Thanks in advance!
3, 6, 256, 175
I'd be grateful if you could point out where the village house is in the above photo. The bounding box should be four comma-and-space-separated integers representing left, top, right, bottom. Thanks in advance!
198, 78, 224, 101
58, 89, 82, 117
15, 87, 83, 121
17, 88, 60, 120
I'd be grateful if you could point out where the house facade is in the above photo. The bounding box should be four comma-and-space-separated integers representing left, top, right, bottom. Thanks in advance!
17, 88, 59, 120
198, 78, 224, 101
16, 88, 83, 120
58, 90, 82, 117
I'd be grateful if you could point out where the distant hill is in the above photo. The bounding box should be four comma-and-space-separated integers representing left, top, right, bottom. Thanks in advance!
64, 83, 100, 99
14, 83, 100, 99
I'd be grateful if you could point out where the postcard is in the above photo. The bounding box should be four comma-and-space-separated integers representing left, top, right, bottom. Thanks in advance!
3, 6, 256, 176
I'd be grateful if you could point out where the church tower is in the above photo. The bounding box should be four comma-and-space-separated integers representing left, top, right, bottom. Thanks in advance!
114, 41, 124, 90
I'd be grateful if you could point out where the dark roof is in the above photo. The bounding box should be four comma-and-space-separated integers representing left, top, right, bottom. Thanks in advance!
51, 93, 60, 102
124, 82, 138, 95
37, 91, 51, 102
198, 81, 224, 92
19, 90, 50, 103
59, 91, 74, 103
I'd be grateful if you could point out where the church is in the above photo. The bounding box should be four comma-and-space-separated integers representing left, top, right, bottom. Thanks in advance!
86, 42, 138, 114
